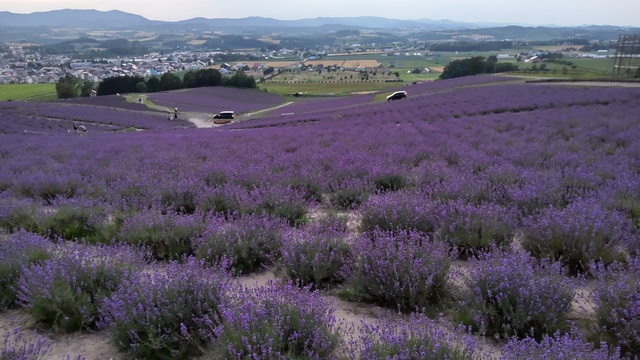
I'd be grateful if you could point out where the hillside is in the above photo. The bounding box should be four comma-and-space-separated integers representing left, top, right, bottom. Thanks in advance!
1, 78, 639, 359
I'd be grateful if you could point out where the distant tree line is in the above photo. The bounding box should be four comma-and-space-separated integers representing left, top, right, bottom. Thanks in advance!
429, 41, 513, 52
56, 68, 256, 99
439, 56, 518, 79
31, 37, 148, 57
96, 69, 256, 96
527, 38, 591, 46
55, 74, 97, 99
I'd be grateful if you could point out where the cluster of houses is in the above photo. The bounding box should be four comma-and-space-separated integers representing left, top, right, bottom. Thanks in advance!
0, 46, 217, 84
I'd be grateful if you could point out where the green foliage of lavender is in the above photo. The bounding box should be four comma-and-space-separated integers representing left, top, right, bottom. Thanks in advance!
244, 185, 309, 226
456, 250, 576, 340
99, 259, 230, 359
0, 232, 51, 310
435, 200, 517, 257
115, 208, 203, 260
36, 204, 105, 242
359, 190, 439, 235
1, 327, 52, 360
0, 199, 40, 233
521, 199, 632, 275
348, 231, 451, 312
219, 281, 340, 359
328, 178, 371, 211
17, 244, 145, 333
277, 220, 351, 289
354, 314, 479, 360
194, 214, 287, 273
592, 257, 640, 358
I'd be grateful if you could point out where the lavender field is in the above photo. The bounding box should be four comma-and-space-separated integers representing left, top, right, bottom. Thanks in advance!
146, 86, 285, 114
0, 96, 192, 135
1, 77, 639, 359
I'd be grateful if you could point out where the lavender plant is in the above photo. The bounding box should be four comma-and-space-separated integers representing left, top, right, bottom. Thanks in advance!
277, 221, 352, 289
354, 314, 479, 360
194, 213, 287, 273
455, 250, 576, 340
592, 257, 640, 358
521, 199, 632, 274
17, 243, 146, 332
115, 208, 203, 260
359, 190, 439, 235
435, 200, 517, 258
36, 203, 105, 242
347, 230, 451, 312
0, 198, 39, 233
501, 331, 621, 360
218, 281, 341, 359
99, 259, 230, 359
242, 184, 309, 226
328, 177, 371, 211
0, 231, 51, 310
1, 327, 52, 360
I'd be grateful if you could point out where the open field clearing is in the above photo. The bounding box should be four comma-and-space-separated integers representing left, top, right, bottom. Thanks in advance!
1, 76, 639, 359
0, 84, 57, 101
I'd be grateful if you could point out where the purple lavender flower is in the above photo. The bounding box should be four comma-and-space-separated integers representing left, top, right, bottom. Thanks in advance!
0, 231, 52, 309
17, 242, 146, 332
219, 281, 340, 359
354, 313, 480, 360
277, 220, 352, 289
501, 331, 621, 360
521, 198, 632, 274
592, 256, 640, 358
455, 250, 576, 340
1, 327, 52, 360
99, 258, 231, 359
194, 213, 288, 274
348, 230, 452, 312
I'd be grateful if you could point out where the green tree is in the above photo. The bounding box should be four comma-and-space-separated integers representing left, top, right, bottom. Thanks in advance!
79, 80, 96, 97
439, 57, 487, 79
55, 74, 79, 99
97, 75, 144, 95
146, 76, 160, 92
196, 68, 222, 87
494, 63, 518, 73
159, 72, 183, 91
182, 71, 198, 88
135, 81, 147, 93
222, 71, 256, 88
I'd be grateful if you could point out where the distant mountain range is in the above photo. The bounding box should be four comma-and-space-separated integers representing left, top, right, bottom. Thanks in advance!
0, 9, 519, 31
0, 9, 638, 45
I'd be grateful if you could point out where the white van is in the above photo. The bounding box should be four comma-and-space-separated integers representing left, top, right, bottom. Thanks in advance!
213, 111, 235, 124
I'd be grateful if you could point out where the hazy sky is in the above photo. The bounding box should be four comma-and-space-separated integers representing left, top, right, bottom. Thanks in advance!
1, 0, 639, 27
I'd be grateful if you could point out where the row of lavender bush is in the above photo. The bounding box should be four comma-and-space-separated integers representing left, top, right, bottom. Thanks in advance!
2, 230, 635, 359
0, 100, 191, 134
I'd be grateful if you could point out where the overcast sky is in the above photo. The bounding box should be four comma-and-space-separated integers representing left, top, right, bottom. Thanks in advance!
1, 0, 638, 27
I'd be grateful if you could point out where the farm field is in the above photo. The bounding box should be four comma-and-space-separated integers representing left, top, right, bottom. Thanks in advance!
1, 76, 640, 359
0, 84, 57, 102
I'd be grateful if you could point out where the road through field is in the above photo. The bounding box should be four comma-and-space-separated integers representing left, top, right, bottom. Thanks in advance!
185, 101, 295, 128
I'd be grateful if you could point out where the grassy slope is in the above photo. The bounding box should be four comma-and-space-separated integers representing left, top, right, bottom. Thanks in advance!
0, 84, 57, 101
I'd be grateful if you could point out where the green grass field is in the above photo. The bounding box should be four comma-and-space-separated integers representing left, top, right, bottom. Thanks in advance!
0, 84, 57, 101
